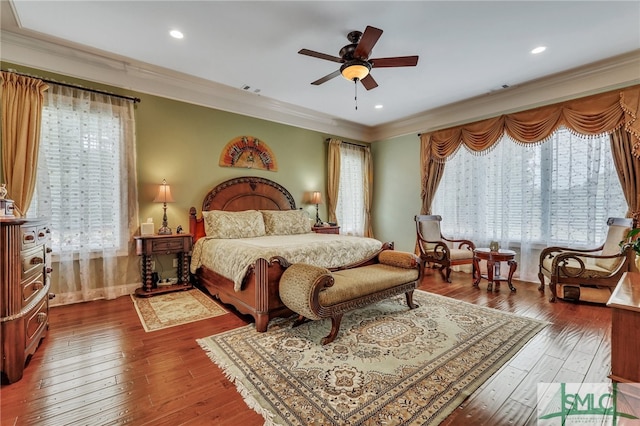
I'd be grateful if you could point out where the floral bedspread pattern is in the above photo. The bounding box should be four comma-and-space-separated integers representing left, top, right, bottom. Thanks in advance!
190, 233, 383, 291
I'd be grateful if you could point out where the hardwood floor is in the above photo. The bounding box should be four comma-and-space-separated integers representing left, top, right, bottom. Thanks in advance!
1, 270, 618, 425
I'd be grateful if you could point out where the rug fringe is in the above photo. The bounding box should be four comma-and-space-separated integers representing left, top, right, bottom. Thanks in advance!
197, 338, 278, 426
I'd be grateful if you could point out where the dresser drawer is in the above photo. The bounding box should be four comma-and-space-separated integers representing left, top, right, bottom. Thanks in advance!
25, 295, 48, 352
21, 224, 49, 248
22, 272, 46, 307
21, 244, 45, 279
151, 238, 187, 253
21, 226, 38, 248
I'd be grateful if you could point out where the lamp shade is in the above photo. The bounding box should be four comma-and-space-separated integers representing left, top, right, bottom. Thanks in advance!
310, 191, 323, 205
153, 179, 175, 203
340, 60, 371, 81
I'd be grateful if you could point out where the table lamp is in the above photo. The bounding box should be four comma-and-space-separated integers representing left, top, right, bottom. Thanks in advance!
310, 191, 323, 226
153, 179, 175, 234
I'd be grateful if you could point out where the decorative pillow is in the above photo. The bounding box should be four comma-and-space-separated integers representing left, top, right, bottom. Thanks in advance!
261, 209, 312, 236
202, 210, 266, 239
379, 250, 419, 269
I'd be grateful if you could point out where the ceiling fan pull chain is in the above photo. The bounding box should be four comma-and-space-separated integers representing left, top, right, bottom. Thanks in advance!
354, 79, 358, 110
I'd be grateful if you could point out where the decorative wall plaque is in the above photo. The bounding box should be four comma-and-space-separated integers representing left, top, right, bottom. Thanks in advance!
219, 136, 277, 171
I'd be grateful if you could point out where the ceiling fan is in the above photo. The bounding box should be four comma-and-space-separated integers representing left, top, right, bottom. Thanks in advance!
298, 25, 419, 91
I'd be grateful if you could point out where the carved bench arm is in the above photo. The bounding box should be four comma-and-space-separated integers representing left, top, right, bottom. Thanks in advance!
279, 264, 333, 321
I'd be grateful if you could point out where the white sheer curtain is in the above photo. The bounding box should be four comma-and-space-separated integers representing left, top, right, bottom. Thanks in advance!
432, 127, 627, 282
30, 84, 138, 302
336, 143, 366, 236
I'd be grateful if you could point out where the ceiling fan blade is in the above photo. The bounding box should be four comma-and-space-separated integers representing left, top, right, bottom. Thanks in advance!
353, 26, 383, 60
311, 69, 341, 85
360, 74, 378, 91
298, 48, 343, 63
370, 56, 419, 68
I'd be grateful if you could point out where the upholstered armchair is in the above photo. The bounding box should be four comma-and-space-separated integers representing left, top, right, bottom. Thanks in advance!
538, 217, 634, 302
414, 215, 475, 282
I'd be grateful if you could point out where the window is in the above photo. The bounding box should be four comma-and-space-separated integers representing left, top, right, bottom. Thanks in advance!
432, 127, 627, 281
29, 84, 136, 255
336, 144, 367, 236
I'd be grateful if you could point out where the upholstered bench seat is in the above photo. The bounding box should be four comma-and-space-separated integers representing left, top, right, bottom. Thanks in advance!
279, 250, 422, 344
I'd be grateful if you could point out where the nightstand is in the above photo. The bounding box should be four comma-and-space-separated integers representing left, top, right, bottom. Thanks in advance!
312, 225, 340, 235
134, 234, 193, 297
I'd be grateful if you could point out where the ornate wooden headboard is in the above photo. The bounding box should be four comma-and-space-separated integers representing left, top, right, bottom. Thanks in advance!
189, 176, 297, 242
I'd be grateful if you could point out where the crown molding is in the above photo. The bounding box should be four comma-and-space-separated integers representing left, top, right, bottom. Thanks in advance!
0, 30, 368, 141
371, 50, 640, 141
1, 27, 638, 144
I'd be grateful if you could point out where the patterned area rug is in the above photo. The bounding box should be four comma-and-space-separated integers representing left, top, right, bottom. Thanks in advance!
198, 290, 548, 425
131, 288, 227, 332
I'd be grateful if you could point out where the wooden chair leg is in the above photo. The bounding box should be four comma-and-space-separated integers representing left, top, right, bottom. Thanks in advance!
405, 290, 418, 309
549, 280, 558, 302
538, 272, 546, 292
292, 315, 309, 328
322, 314, 343, 345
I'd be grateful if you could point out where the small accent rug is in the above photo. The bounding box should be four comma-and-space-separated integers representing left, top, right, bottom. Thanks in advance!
197, 290, 548, 425
131, 288, 227, 332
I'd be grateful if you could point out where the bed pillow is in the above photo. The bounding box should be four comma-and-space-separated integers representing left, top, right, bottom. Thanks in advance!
202, 210, 266, 239
261, 209, 312, 236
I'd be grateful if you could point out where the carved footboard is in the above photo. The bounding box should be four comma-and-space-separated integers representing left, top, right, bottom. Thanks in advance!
194, 243, 394, 332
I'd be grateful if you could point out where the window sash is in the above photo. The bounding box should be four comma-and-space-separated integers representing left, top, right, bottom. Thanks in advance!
433, 128, 627, 248
30, 86, 130, 254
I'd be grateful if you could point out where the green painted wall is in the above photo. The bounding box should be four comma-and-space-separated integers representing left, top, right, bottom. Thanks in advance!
371, 133, 422, 253
3, 63, 368, 297
135, 92, 331, 234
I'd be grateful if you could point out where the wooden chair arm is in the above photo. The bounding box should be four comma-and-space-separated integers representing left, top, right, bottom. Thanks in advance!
441, 236, 475, 250
416, 237, 451, 260
540, 243, 604, 262
551, 251, 628, 278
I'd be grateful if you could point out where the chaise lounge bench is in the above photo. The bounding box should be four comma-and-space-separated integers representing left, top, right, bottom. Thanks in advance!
279, 250, 422, 344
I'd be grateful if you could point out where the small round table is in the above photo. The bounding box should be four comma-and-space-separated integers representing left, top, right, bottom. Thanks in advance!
472, 248, 518, 292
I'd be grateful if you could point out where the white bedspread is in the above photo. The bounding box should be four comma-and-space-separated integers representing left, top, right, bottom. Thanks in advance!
190, 233, 383, 291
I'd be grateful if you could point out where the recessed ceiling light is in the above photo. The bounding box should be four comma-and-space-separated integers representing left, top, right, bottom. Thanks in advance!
531, 46, 546, 54
170, 30, 184, 39
375, 104, 383, 109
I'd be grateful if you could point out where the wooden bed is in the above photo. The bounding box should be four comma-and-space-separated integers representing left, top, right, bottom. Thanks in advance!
188, 176, 391, 332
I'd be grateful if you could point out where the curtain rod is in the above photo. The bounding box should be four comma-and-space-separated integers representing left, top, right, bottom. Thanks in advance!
324, 138, 368, 148
2, 69, 141, 103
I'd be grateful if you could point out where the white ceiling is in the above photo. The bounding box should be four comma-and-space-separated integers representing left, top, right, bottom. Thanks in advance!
2, 1, 640, 140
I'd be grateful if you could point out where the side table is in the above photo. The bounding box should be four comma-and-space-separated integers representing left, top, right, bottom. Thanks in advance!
312, 225, 340, 235
472, 248, 517, 292
134, 233, 193, 297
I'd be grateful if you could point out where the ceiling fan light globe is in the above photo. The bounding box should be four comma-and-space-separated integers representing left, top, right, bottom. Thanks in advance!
340, 62, 371, 81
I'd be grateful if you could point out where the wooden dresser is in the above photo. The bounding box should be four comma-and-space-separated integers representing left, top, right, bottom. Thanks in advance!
1, 218, 53, 384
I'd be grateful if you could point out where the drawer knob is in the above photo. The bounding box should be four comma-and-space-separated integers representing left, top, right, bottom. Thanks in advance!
24, 235, 35, 242
34, 282, 44, 290
48, 293, 56, 300
38, 232, 46, 238
46, 267, 53, 274
37, 312, 47, 324
31, 257, 44, 265
46, 247, 53, 253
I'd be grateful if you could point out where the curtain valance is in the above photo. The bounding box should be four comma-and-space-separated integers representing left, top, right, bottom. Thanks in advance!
422, 84, 640, 162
